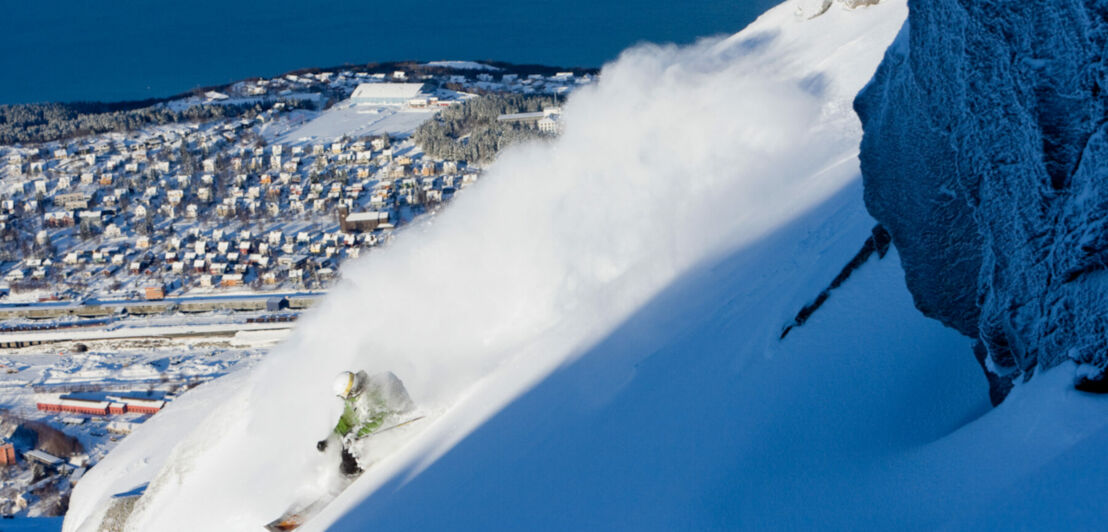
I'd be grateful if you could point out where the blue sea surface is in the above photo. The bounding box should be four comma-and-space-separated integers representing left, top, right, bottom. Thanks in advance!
0, 0, 778, 105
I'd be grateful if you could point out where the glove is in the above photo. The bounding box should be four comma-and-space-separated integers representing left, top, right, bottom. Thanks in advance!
316, 439, 328, 452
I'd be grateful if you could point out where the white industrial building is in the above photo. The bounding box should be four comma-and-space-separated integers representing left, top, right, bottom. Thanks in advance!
351, 83, 427, 106
498, 107, 563, 134
538, 114, 561, 134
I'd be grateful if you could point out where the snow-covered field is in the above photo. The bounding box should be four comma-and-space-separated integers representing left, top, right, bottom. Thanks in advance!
270, 101, 439, 144
0, 328, 278, 425
59, 0, 1108, 530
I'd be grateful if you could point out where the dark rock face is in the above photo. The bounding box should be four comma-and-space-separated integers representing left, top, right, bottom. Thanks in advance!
855, 0, 1108, 402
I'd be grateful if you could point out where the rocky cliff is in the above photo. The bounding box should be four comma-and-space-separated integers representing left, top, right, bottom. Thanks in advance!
856, 0, 1108, 403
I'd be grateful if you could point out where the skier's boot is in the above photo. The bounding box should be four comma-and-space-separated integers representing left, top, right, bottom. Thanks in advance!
340, 448, 363, 477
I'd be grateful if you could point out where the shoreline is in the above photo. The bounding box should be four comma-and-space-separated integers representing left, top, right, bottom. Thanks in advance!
2, 59, 600, 109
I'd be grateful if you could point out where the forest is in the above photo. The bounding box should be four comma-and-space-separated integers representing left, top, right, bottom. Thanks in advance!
413, 94, 559, 164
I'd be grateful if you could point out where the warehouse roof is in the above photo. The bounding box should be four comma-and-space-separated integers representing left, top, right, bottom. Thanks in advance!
345, 211, 389, 223
351, 83, 426, 100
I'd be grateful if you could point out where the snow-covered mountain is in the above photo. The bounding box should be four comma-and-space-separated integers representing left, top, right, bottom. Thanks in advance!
856, 0, 1108, 402
63, 0, 1108, 530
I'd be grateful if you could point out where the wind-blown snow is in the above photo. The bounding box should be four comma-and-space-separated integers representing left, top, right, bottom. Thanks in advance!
66, 1, 912, 529
64, 1, 1108, 530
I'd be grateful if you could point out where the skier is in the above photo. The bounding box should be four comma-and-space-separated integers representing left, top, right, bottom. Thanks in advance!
316, 370, 415, 476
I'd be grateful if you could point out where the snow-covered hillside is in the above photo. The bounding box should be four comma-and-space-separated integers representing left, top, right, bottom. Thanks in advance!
62, 0, 1108, 530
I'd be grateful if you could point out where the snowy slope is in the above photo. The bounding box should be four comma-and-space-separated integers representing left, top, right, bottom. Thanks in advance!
63, 1, 1108, 530
63, 1, 912, 529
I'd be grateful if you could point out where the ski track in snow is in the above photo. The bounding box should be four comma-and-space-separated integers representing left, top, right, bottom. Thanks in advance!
62, 1, 1108, 530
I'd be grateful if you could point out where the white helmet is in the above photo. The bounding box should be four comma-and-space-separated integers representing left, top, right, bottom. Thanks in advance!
333, 371, 357, 399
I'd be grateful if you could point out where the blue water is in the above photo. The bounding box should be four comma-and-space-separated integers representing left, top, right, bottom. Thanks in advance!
0, 0, 779, 105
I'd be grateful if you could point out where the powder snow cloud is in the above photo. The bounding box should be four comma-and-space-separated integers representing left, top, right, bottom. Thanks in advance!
66, 2, 908, 529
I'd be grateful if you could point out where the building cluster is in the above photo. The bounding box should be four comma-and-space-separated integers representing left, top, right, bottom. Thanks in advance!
450, 70, 593, 97
222, 66, 591, 102
0, 414, 97, 516
0, 66, 593, 304
228, 69, 418, 101
0, 106, 478, 300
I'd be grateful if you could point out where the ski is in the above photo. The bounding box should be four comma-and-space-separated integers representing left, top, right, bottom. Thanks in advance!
264, 498, 335, 532
359, 415, 425, 439
263, 415, 427, 531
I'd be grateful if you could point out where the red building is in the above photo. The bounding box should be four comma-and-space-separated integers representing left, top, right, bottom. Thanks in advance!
35, 394, 167, 417
35, 395, 110, 416
106, 396, 166, 415
0, 444, 15, 466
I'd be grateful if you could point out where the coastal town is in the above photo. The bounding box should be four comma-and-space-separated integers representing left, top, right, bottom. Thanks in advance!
0, 62, 593, 517
0, 65, 591, 307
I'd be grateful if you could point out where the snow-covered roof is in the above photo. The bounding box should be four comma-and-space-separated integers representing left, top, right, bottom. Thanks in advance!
497, 111, 545, 121
61, 398, 111, 409
351, 83, 426, 100
345, 211, 388, 223
24, 449, 63, 466
107, 396, 166, 407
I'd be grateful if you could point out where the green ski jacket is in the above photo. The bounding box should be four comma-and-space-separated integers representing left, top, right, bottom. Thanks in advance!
334, 396, 389, 439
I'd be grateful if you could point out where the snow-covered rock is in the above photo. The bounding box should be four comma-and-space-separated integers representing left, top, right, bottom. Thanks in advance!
856, 0, 1108, 402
